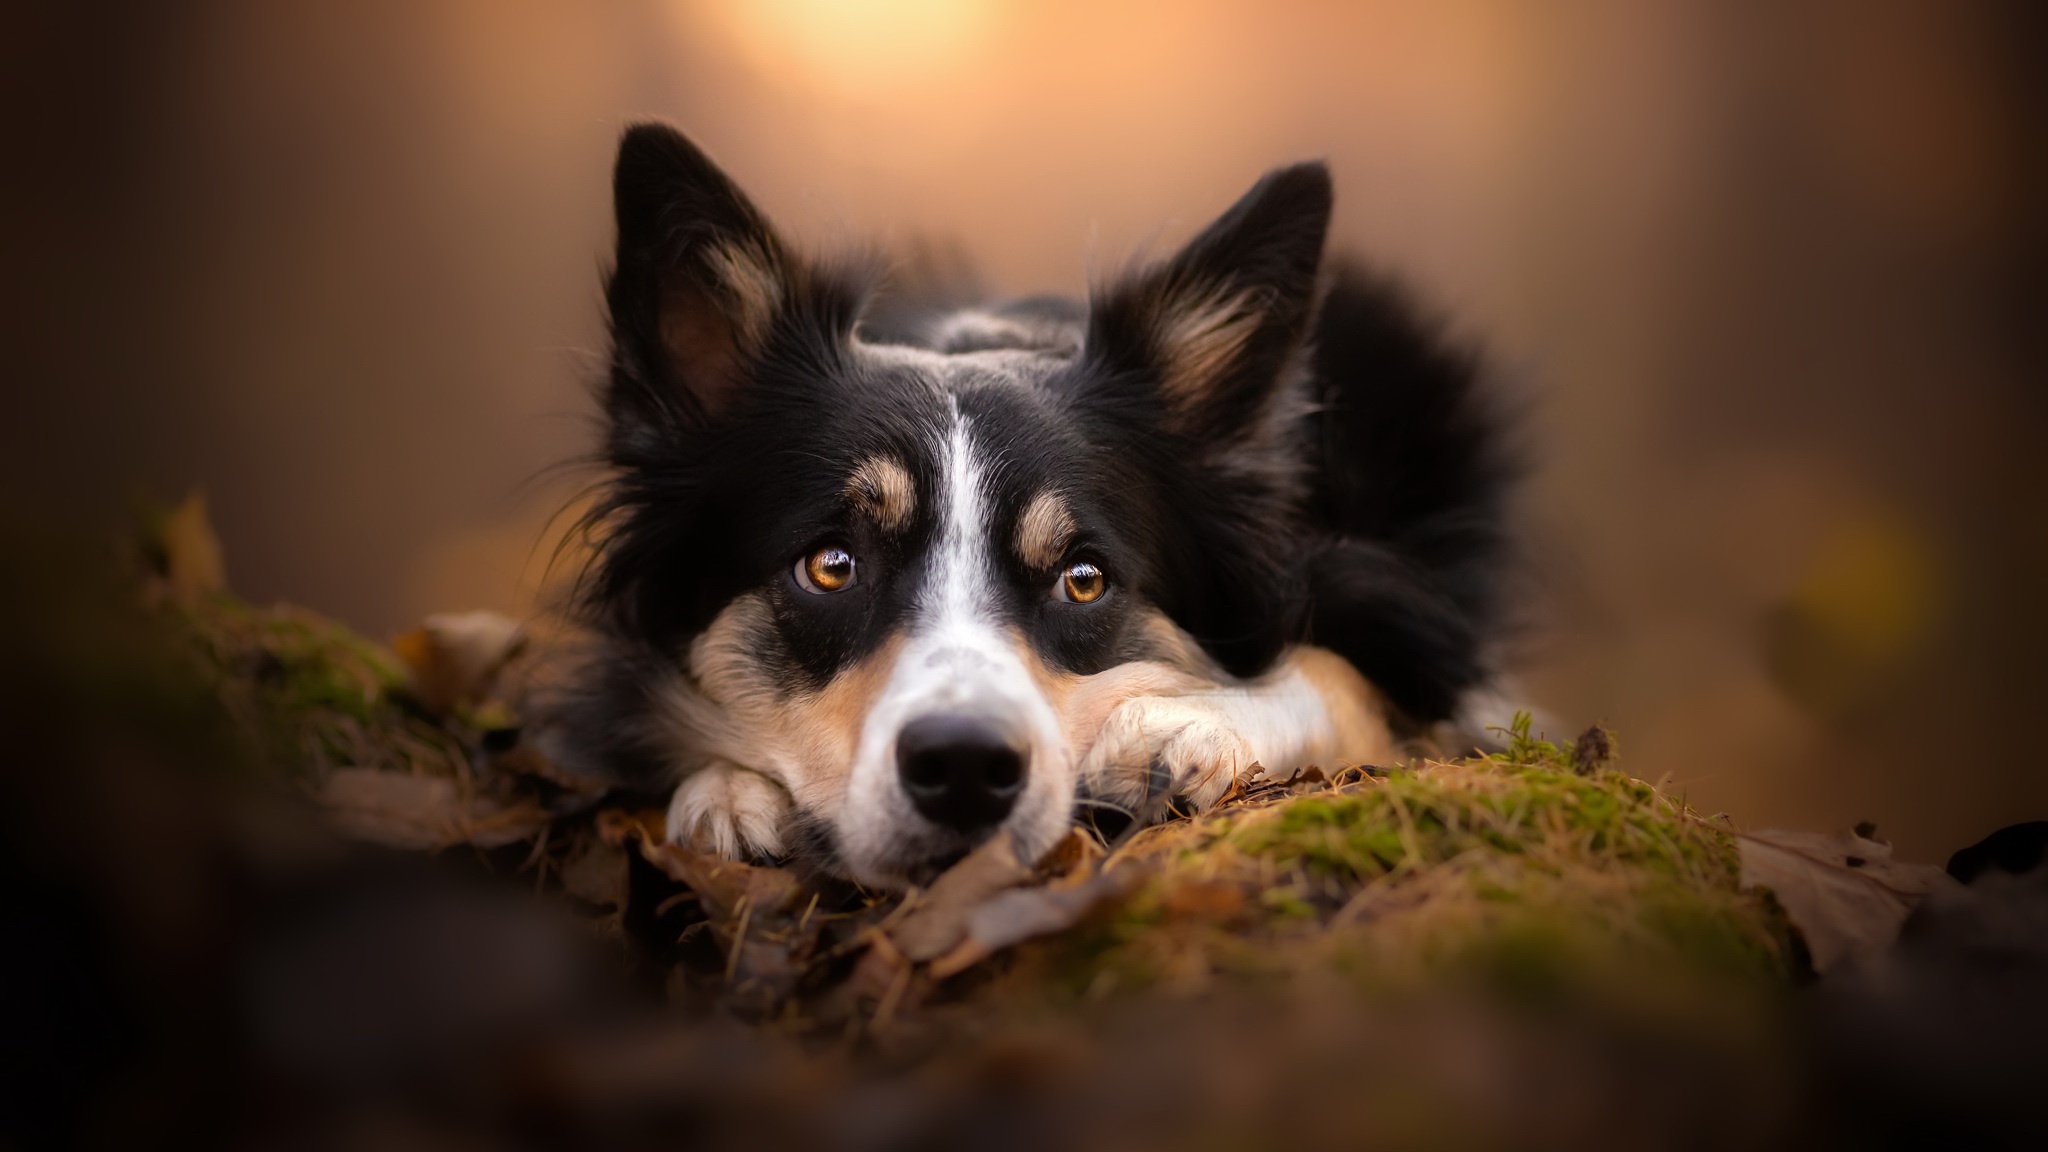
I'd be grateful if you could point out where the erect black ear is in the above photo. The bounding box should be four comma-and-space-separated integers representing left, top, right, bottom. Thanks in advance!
604, 123, 795, 443
1084, 163, 1333, 441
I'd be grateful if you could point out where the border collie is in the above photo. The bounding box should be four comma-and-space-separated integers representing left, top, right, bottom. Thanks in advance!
554, 124, 1514, 889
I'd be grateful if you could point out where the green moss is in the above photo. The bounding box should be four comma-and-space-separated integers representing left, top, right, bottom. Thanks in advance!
1225, 758, 1726, 887
1261, 887, 1318, 919
1009, 742, 1788, 1010
170, 593, 462, 783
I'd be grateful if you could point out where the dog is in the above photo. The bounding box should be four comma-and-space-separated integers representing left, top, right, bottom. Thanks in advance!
551, 123, 1515, 890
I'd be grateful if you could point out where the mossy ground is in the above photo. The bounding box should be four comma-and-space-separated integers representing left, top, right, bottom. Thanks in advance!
178, 595, 478, 785
987, 727, 1789, 1021
137, 492, 1793, 1024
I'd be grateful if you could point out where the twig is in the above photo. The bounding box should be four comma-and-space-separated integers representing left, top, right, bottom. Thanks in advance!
724, 894, 753, 984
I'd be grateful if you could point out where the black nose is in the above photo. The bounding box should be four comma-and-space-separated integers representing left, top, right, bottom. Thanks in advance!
896, 714, 1028, 832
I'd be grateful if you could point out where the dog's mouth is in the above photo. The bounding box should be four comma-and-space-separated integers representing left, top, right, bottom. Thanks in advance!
832, 819, 1031, 891
900, 848, 970, 889
863, 830, 996, 890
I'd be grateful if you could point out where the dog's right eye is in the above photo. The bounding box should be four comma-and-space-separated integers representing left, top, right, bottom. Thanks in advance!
797, 546, 857, 593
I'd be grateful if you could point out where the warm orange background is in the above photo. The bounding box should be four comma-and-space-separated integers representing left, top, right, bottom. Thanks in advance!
6, 1, 2043, 861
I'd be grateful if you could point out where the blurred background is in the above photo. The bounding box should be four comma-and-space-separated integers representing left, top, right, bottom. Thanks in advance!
5, 0, 2042, 862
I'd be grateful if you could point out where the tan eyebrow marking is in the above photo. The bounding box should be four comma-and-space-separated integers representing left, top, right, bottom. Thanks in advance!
1016, 490, 1077, 569
846, 456, 915, 531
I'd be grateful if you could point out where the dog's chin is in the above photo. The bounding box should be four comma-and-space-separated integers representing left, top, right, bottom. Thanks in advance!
834, 822, 1057, 892
838, 831, 980, 892
821, 785, 1077, 890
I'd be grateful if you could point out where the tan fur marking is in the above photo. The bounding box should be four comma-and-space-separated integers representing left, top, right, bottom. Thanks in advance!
793, 631, 907, 803
706, 239, 782, 353
1044, 610, 1215, 758
846, 457, 915, 532
1288, 645, 1397, 764
664, 594, 903, 814
1155, 287, 1261, 406
1058, 660, 1211, 761
1015, 491, 1077, 568
1131, 609, 1227, 677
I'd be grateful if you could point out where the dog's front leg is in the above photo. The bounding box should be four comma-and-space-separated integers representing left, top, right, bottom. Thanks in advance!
664, 762, 792, 860
1076, 646, 1395, 817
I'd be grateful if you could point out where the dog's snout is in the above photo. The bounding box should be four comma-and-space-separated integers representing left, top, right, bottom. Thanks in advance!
895, 714, 1028, 831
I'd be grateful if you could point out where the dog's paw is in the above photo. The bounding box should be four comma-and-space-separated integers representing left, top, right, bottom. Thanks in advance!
664, 763, 791, 860
1078, 696, 1258, 816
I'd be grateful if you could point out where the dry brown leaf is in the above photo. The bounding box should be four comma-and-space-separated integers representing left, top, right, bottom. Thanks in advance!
844, 930, 913, 1007
889, 831, 1033, 962
393, 610, 528, 716
596, 807, 667, 848
1209, 764, 1264, 809
1160, 878, 1245, 922
1034, 827, 1106, 884
1572, 724, 1615, 774
559, 837, 630, 910
159, 491, 227, 602
640, 841, 804, 922
597, 809, 804, 922
1738, 827, 1957, 972
316, 768, 548, 850
486, 736, 608, 801
929, 870, 1137, 979
593, 807, 818, 1003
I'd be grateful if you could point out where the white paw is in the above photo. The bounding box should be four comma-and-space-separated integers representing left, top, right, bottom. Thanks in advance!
664, 764, 791, 859
1077, 696, 1257, 815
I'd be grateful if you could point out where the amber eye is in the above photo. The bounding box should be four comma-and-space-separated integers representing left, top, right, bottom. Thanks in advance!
798, 546, 856, 593
1057, 561, 1106, 604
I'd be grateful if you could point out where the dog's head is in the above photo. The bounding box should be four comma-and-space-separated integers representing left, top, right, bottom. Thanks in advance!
587, 124, 1331, 887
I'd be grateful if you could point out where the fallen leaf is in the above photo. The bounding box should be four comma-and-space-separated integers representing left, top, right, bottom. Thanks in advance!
594, 808, 820, 1007
641, 841, 804, 922
1159, 878, 1245, 922
316, 768, 549, 850
159, 491, 227, 602
1738, 827, 1958, 972
560, 836, 630, 910
844, 930, 914, 1011
596, 808, 804, 921
485, 735, 609, 805
393, 610, 527, 716
929, 870, 1137, 979
1209, 765, 1264, 810
889, 831, 1032, 962
1034, 827, 1105, 884
596, 807, 667, 848
1571, 724, 1614, 775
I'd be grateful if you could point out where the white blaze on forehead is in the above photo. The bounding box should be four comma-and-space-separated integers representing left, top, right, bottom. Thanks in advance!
835, 395, 1075, 886
927, 401, 993, 626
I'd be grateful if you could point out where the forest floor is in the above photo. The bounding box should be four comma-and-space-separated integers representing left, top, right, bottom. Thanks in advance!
6, 494, 2023, 1152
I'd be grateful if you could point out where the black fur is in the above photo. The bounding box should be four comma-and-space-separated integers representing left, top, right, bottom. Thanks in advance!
1300, 267, 1519, 721
566, 123, 1515, 785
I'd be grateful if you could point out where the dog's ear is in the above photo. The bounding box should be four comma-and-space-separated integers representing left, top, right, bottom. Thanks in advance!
604, 123, 795, 443
1083, 163, 1332, 441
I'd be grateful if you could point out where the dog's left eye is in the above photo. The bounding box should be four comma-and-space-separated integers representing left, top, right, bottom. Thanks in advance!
1054, 561, 1107, 604
797, 546, 857, 593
